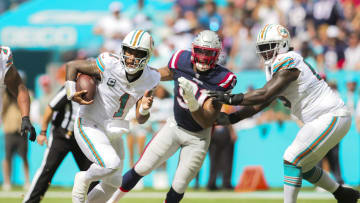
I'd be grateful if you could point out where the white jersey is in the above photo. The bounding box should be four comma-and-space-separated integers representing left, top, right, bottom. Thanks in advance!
0, 46, 13, 115
266, 51, 347, 123
79, 52, 160, 127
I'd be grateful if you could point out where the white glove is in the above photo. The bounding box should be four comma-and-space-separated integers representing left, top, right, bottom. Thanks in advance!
65, 81, 76, 100
178, 77, 199, 112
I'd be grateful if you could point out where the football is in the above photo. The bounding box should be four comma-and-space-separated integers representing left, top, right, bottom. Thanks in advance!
76, 74, 96, 101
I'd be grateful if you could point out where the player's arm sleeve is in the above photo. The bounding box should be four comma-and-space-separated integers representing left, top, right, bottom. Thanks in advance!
95, 52, 120, 73
222, 73, 237, 92
0, 46, 13, 75
48, 87, 67, 111
168, 50, 185, 70
199, 72, 237, 106
272, 57, 299, 74
241, 68, 299, 106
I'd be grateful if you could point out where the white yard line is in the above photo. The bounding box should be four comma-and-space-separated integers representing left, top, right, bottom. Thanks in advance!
0, 191, 333, 199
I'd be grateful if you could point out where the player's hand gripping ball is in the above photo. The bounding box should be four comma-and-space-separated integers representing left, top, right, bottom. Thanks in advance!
74, 74, 96, 105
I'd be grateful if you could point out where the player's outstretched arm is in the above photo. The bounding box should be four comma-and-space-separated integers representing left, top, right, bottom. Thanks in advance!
135, 90, 153, 124
157, 66, 174, 81
65, 60, 100, 82
217, 102, 272, 125
65, 60, 99, 104
210, 69, 300, 106
178, 77, 221, 128
5, 65, 36, 141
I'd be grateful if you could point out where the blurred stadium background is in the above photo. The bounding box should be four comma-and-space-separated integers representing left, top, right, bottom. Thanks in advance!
0, 0, 359, 202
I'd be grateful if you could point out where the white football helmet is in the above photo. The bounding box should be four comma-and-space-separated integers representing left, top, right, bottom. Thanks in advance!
191, 30, 222, 72
256, 24, 291, 64
121, 30, 154, 74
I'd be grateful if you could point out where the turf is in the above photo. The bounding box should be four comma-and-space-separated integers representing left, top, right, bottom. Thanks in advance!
0, 198, 338, 203
1, 186, 355, 203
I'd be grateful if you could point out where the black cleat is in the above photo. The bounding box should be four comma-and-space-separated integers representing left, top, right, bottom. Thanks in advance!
333, 185, 360, 203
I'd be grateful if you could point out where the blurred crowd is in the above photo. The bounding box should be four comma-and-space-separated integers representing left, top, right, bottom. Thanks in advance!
0, 0, 29, 14
2, 0, 360, 191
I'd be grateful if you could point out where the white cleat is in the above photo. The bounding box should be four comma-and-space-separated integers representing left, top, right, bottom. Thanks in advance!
72, 172, 90, 203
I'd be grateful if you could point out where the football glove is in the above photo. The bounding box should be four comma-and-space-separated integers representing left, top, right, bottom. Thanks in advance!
208, 91, 244, 105
178, 77, 200, 112
21, 116, 36, 142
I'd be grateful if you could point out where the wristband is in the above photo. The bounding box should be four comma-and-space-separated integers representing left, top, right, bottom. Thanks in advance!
40, 130, 47, 135
139, 103, 150, 116
65, 81, 76, 100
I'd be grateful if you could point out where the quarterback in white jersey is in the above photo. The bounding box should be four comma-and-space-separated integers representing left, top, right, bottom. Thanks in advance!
65, 30, 160, 203
0, 46, 36, 141
209, 24, 359, 203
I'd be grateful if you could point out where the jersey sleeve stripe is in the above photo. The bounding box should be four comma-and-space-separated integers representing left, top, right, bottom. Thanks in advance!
6, 54, 13, 67
96, 57, 105, 72
277, 61, 295, 72
273, 57, 294, 73
170, 50, 183, 69
223, 75, 236, 88
217, 72, 234, 88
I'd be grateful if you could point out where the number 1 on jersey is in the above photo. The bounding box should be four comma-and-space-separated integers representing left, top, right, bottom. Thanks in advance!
114, 93, 129, 118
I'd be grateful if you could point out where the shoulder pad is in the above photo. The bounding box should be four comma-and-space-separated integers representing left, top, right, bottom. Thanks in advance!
272, 52, 299, 73
168, 50, 189, 70
95, 52, 120, 72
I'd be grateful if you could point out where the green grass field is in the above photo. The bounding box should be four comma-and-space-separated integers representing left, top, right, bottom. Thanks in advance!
1, 186, 353, 203
9, 199, 338, 203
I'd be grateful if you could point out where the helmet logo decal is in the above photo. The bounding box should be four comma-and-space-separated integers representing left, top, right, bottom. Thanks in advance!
277, 26, 288, 38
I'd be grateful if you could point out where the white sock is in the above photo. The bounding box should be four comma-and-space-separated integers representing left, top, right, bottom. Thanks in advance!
283, 163, 302, 203
314, 171, 339, 193
87, 182, 117, 203
284, 184, 301, 203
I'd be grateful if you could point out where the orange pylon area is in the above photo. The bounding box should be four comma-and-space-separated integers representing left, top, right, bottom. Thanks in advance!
235, 166, 269, 192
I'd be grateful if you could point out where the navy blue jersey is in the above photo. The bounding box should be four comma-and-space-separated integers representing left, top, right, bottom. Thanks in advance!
168, 50, 237, 132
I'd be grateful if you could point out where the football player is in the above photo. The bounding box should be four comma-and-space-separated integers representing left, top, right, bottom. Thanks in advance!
109, 30, 237, 203
0, 46, 36, 141
209, 24, 360, 203
65, 30, 160, 203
